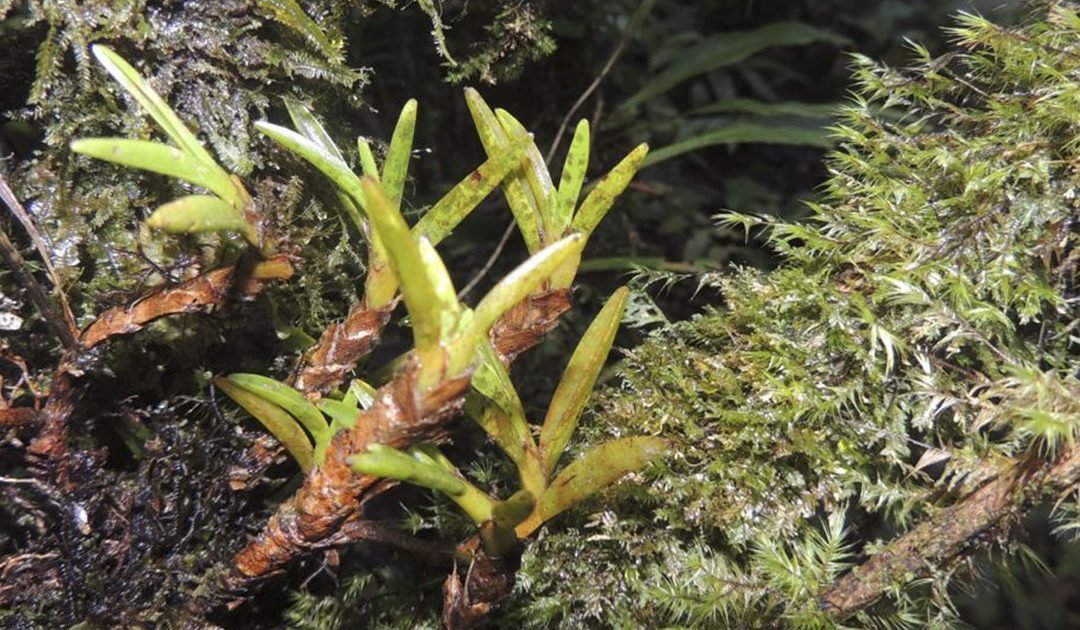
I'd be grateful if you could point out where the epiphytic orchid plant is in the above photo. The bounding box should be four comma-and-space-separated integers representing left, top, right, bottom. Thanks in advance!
70, 46, 662, 599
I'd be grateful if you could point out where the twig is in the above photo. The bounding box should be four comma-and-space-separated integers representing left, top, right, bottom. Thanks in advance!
0, 226, 76, 349
0, 174, 78, 344
544, 0, 656, 164
821, 445, 1080, 620
456, 220, 516, 300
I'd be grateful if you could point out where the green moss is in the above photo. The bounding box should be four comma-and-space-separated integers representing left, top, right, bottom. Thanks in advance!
505, 4, 1080, 627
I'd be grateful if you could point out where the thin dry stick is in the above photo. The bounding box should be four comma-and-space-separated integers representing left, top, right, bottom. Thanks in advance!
0, 174, 78, 343
456, 0, 655, 300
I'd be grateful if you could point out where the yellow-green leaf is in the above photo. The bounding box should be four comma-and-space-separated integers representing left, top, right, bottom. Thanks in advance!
71, 138, 244, 210
360, 177, 441, 356
472, 233, 584, 336
492, 489, 535, 530
383, 100, 418, 207
146, 195, 257, 244
540, 287, 629, 475
284, 97, 346, 162
466, 343, 539, 491
316, 398, 362, 431
572, 143, 649, 236
464, 88, 542, 253
255, 120, 368, 231
225, 374, 328, 440
349, 444, 466, 496
357, 138, 380, 180
91, 45, 217, 170
550, 119, 590, 237
532, 436, 668, 528
411, 130, 531, 245
345, 379, 378, 410
214, 376, 314, 473
495, 109, 552, 216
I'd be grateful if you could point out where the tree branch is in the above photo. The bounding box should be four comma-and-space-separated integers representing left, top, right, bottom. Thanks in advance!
821, 444, 1080, 620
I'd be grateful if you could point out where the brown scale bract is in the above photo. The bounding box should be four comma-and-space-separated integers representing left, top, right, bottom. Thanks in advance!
290, 300, 397, 395
80, 255, 294, 349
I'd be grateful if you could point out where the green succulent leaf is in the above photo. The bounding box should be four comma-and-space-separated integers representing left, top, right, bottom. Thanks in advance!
532, 436, 669, 528
550, 119, 590, 237
383, 100, 418, 207
146, 195, 257, 244
350, 444, 467, 495
225, 374, 328, 440
494, 108, 553, 215
360, 177, 444, 357
255, 120, 368, 230
571, 143, 649, 236
70, 138, 244, 210
493, 489, 536, 531
283, 97, 346, 162
472, 233, 585, 336
344, 379, 378, 410
357, 138, 379, 180
316, 397, 362, 431
466, 343, 543, 496
540, 286, 630, 475
214, 376, 314, 473
90, 45, 218, 170
412, 129, 532, 245
464, 88, 542, 253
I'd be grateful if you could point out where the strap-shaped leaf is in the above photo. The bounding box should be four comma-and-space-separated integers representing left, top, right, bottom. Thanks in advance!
571, 143, 649, 236
382, 100, 417, 207
146, 195, 257, 244
255, 121, 368, 229
494, 109, 552, 217
280, 100, 369, 237
472, 233, 584, 336
525, 436, 669, 535
411, 130, 531, 245
464, 88, 542, 253
91, 45, 217, 170
466, 344, 541, 495
317, 398, 362, 431
540, 287, 629, 475
284, 97, 346, 162
214, 376, 314, 472
225, 374, 328, 440
550, 119, 590, 237
71, 138, 243, 209
350, 444, 466, 496
360, 177, 442, 356
357, 138, 380, 180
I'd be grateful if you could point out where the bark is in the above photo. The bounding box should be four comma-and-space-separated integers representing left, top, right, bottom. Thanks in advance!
821, 445, 1080, 620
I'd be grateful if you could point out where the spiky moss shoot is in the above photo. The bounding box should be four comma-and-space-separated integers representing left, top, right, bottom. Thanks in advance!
499, 4, 1080, 628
